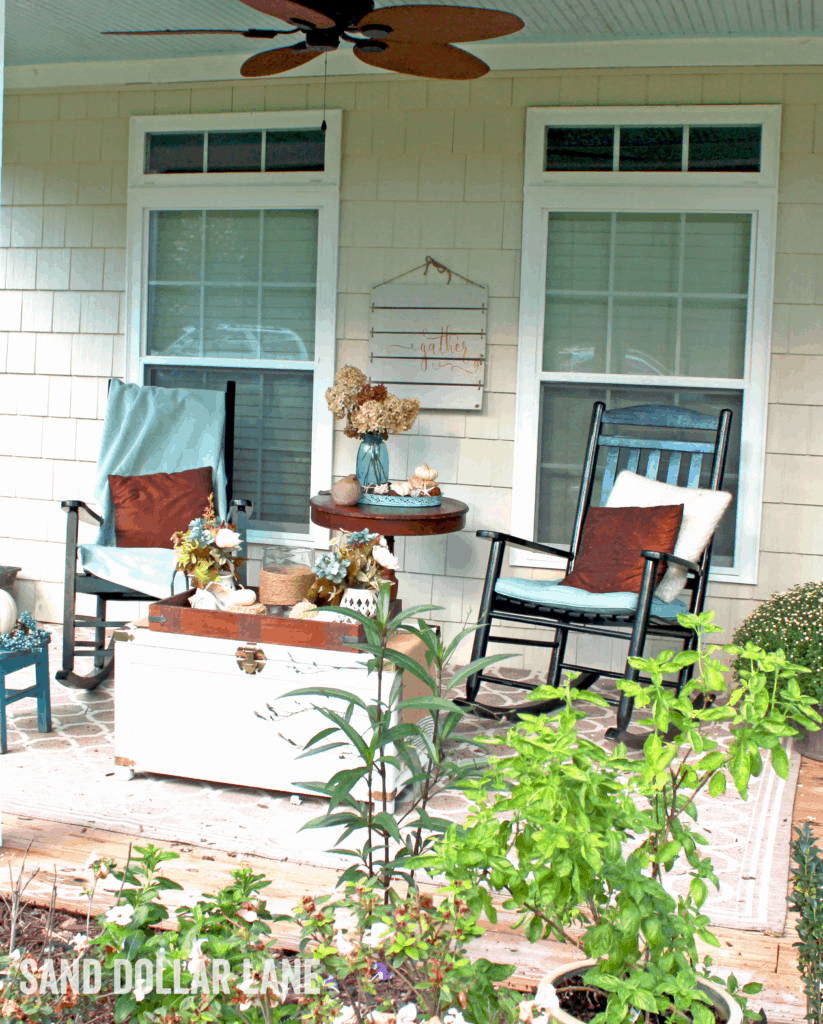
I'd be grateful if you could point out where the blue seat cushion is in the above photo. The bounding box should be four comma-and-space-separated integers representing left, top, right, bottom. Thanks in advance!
493, 578, 688, 620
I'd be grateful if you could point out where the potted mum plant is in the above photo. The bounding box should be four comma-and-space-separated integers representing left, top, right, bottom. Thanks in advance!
734, 582, 823, 762
419, 611, 822, 1024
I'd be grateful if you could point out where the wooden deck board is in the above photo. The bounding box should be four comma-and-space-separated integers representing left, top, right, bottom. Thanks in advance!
2, 753, 822, 1022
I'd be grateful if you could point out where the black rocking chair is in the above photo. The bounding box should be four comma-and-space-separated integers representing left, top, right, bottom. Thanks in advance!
463, 402, 733, 742
58, 379, 251, 691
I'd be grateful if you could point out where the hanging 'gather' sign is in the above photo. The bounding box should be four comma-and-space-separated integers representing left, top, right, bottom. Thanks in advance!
369, 258, 487, 411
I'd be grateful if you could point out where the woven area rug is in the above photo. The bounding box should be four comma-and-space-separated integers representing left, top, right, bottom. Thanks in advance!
0, 632, 798, 934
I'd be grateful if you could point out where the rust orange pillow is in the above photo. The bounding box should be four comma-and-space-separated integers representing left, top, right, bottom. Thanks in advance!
108, 466, 214, 548
559, 504, 684, 595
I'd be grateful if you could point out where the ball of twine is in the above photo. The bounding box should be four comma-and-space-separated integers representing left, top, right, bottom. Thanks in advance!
258, 565, 315, 606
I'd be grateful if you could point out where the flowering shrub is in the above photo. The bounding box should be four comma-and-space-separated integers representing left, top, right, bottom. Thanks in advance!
307, 530, 398, 607
293, 882, 519, 1024
325, 365, 419, 440
171, 493, 245, 589
733, 581, 823, 704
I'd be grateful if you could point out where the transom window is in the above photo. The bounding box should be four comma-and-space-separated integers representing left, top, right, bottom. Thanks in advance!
145, 129, 325, 175
514, 105, 781, 585
545, 124, 762, 172
127, 111, 340, 544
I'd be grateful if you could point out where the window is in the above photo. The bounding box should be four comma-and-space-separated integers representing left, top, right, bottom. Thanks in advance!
513, 105, 781, 584
126, 111, 341, 544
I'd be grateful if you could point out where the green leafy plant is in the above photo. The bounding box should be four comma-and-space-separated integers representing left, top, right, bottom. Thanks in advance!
418, 612, 822, 1024
0, 844, 302, 1023
273, 582, 510, 896
790, 823, 823, 1024
733, 582, 823, 705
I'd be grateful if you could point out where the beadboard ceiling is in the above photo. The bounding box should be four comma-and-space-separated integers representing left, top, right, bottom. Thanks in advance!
5, 0, 823, 68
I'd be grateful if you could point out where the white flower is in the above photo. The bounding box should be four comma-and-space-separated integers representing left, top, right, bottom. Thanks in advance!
332, 1008, 357, 1024
214, 528, 241, 550
535, 980, 561, 1014
104, 904, 134, 926
373, 546, 399, 571
237, 977, 261, 1011
397, 1004, 418, 1023
335, 931, 356, 955
362, 922, 393, 947
237, 904, 258, 923
8, 950, 21, 964
134, 979, 151, 1002
443, 1011, 472, 1024
186, 938, 209, 973
70, 934, 89, 953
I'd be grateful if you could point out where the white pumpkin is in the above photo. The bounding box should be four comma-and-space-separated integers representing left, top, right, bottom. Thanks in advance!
0, 589, 19, 635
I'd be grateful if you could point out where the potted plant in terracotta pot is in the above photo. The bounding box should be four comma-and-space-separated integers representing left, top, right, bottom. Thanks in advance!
733, 581, 823, 762
419, 611, 822, 1024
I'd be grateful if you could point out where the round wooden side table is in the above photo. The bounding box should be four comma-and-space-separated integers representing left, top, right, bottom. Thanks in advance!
309, 495, 469, 552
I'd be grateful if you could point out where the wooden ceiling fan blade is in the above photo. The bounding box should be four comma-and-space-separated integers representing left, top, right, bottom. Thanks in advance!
357, 5, 524, 44
353, 42, 489, 80
241, 45, 321, 77
236, 0, 334, 30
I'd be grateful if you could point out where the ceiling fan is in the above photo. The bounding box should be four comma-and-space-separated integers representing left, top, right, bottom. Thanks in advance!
104, 0, 525, 80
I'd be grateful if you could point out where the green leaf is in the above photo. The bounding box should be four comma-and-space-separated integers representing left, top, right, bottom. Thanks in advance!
708, 772, 727, 797
771, 743, 789, 779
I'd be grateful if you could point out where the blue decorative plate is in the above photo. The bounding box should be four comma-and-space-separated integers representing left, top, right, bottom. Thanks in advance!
358, 494, 442, 507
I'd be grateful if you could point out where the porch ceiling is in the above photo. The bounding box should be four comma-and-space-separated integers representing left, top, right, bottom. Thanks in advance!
6, 0, 823, 68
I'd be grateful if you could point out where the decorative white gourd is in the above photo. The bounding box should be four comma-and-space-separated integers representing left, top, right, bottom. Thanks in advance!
0, 589, 19, 635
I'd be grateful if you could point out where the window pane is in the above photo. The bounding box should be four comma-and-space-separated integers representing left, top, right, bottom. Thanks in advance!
544, 296, 608, 373
545, 127, 614, 171
146, 208, 318, 362
146, 133, 204, 174
146, 285, 201, 356
619, 126, 683, 171
613, 213, 680, 292
536, 385, 742, 567
611, 297, 678, 375
203, 286, 261, 358
148, 210, 202, 282
207, 131, 262, 173
265, 129, 325, 172
147, 366, 314, 534
205, 211, 260, 283
546, 212, 611, 291
681, 299, 746, 377
682, 214, 750, 295
688, 125, 761, 172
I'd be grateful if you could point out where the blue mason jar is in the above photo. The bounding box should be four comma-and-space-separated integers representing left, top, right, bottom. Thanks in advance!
356, 432, 389, 488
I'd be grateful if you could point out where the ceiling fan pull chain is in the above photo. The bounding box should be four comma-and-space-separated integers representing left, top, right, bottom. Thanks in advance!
321, 52, 328, 132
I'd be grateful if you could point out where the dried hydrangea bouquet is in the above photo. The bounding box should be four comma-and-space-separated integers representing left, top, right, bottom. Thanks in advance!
325, 365, 419, 488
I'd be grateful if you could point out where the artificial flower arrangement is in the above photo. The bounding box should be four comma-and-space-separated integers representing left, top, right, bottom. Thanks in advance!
299, 529, 399, 609
0, 611, 51, 653
171, 493, 244, 590
325, 365, 420, 440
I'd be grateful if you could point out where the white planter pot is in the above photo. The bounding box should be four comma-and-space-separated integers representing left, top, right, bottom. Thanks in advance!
339, 587, 378, 618
541, 960, 743, 1024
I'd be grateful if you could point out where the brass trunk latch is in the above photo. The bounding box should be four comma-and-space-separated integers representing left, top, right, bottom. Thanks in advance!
235, 644, 266, 674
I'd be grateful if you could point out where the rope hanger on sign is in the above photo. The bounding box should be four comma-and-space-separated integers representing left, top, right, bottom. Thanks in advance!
374, 255, 484, 289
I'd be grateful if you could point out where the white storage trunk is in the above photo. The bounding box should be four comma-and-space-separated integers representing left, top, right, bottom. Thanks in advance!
114, 627, 410, 806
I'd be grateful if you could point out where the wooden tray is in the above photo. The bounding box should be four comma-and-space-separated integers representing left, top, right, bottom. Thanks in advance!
147, 590, 400, 653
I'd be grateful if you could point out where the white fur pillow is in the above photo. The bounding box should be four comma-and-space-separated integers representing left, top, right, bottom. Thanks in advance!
605, 470, 732, 603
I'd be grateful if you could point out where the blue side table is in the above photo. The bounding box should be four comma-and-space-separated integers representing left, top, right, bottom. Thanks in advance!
0, 645, 52, 753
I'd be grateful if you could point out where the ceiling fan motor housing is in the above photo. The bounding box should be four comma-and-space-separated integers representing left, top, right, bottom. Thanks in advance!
304, 27, 340, 50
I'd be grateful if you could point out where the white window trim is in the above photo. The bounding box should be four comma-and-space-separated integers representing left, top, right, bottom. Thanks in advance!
125, 111, 341, 550
512, 105, 781, 586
